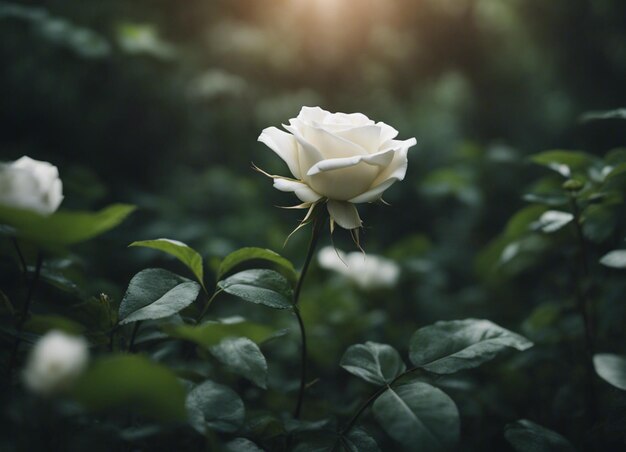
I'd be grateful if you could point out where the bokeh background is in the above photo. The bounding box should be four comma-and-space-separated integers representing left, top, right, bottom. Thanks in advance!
2, 0, 626, 449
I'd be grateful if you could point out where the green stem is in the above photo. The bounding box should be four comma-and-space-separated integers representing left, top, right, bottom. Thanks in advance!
8, 251, 43, 376
128, 321, 141, 353
569, 195, 594, 349
197, 289, 223, 323
11, 238, 27, 274
341, 385, 388, 436
292, 211, 326, 420
569, 194, 596, 419
340, 368, 421, 436
292, 306, 308, 420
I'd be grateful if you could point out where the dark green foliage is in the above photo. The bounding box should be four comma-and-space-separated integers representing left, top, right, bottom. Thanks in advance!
73, 354, 187, 421
218, 269, 294, 310
130, 239, 205, 287
186, 379, 245, 434
505, 420, 576, 452
118, 268, 201, 324
373, 381, 460, 451
409, 319, 533, 374
340, 342, 406, 385
2, 0, 626, 450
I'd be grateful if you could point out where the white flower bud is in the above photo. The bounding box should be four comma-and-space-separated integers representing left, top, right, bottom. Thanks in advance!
0, 156, 64, 215
23, 330, 89, 396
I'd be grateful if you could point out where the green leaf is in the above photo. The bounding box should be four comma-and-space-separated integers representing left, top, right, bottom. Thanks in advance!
285, 418, 332, 433
210, 337, 268, 389
582, 204, 617, 243
475, 205, 548, 278
217, 247, 297, 283
0, 204, 135, 246
605, 162, 626, 183
504, 419, 576, 452
534, 211, 574, 233
373, 381, 459, 451
217, 269, 293, 309
342, 429, 382, 452
580, 108, 626, 122
165, 316, 280, 349
505, 205, 551, 237
292, 435, 338, 452
593, 354, 626, 390
0, 290, 14, 316
244, 412, 286, 441
118, 268, 201, 325
130, 238, 204, 286
606, 148, 626, 165
409, 319, 533, 374
522, 193, 569, 207
599, 250, 626, 269
73, 354, 186, 421
39, 268, 81, 295
293, 428, 380, 452
340, 342, 406, 385
186, 380, 245, 434
225, 438, 264, 452
530, 150, 595, 177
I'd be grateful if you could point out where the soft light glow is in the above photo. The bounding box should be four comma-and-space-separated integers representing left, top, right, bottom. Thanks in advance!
279, 0, 396, 64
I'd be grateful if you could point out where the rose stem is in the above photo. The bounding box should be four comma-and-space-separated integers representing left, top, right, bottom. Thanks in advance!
569, 193, 597, 421
11, 238, 27, 274
8, 251, 43, 377
340, 368, 422, 437
292, 209, 326, 420
197, 289, 223, 323
127, 321, 141, 353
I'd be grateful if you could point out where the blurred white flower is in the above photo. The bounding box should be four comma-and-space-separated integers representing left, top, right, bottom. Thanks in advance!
0, 156, 63, 215
189, 69, 247, 100
317, 246, 400, 290
23, 330, 89, 396
257, 106, 416, 232
116, 23, 175, 59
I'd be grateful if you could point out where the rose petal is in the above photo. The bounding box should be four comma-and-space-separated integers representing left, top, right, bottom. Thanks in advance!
13, 156, 60, 191
297, 106, 329, 124
309, 163, 379, 200
272, 178, 323, 203
379, 137, 417, 153
378, 122, 399, 143
334, 125, 382, 153
326, 112, 374, 127
327, 200, 362, 230
47, 179, 64, 212
258, 127, 301, 179
348, 178, 397, 203
370, 138, 416, 187
307, 147, 396, 176
282, 123, 325, 181
299, 123, 369, 159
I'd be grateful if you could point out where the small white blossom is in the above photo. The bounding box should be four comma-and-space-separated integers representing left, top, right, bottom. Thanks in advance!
317, 246, 400, 290
23, 330, 89, 396
0, 156, 63, 215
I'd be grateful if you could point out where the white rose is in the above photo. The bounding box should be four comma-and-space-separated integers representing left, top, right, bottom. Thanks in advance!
258, 107, 416, 230
23, 330, 89, 396
318, 246, 400, 290
0, 156, 64, 215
